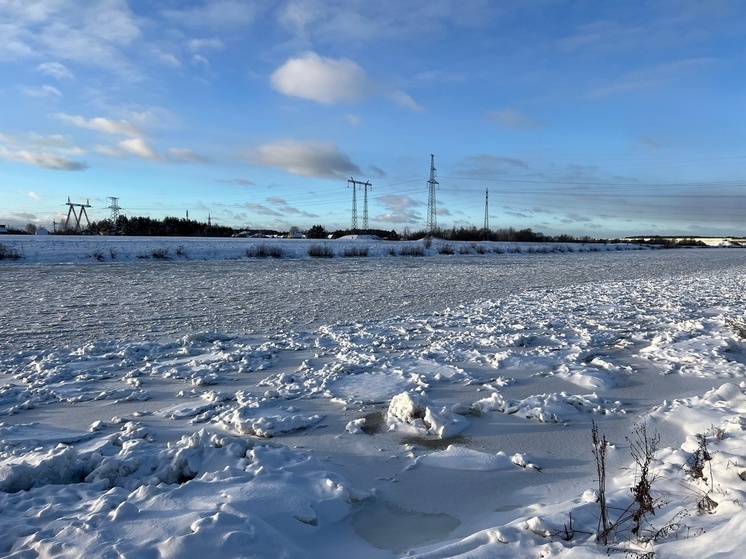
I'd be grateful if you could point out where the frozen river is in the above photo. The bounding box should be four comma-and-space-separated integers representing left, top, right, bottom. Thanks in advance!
3, 248, 746, 354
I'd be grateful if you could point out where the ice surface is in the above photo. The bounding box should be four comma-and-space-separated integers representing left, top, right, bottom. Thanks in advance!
2, 237, 746, 557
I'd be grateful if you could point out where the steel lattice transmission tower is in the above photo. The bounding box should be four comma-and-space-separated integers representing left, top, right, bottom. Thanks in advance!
348, 178, 371, 230
63, 197, 91, 233
107, 197, 121, 223
348, 177, 358, 230
426, 154, 439, 234
361, 180, 372, 230
483, 187, 489, 238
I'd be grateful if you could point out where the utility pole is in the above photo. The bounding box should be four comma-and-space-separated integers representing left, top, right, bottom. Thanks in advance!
348, 177, 371, 231
426, 154, 438, 234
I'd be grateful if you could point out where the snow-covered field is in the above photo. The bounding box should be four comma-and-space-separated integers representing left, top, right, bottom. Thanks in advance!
2, 236, 746, 558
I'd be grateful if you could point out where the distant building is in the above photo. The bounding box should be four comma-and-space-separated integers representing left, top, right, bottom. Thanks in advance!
0, 224, 8, 234
35, 228, 49, 235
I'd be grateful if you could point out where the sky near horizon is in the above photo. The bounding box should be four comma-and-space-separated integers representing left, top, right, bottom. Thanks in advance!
1, 0, 745, 237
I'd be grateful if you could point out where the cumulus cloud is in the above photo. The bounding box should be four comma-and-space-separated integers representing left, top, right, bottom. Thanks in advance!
271, 51, 423, 111
485, 108, 545, 130
56, 113, 145, 138
250, 139, 361, 178
0, 146, 87, 171
271, 52, 368, 104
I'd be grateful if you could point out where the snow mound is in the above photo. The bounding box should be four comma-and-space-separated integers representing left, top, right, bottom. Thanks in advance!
387, 391, 468, 438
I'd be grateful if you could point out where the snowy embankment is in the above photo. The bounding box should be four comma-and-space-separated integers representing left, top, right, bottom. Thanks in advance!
2, 245, 746, 557
0, 234, 644, 264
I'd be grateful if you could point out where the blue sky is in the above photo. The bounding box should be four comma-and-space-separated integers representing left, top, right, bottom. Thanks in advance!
1, 0, 745, 237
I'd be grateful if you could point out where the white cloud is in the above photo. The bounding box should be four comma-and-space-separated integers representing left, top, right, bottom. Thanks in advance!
485, 108, 545, 130
95, 141, 207, 164
95, 139, 160, 161
192, 54, 210, 68
28, 191, 42, 201
0, 146, 87, 171
19, 84, 61, 97
56, 113, 145, 138
36, 61, 75, 81
346, 113, 363, 127
167, 147, 210, 163
388, 90, 425, 112
188, 38, 224, 52
375, 194, 424, 225
0, 1, 142, 75
250, 139, 361, 178
271, 51, 423, 111
271, 52, 368, 105
157, 53, 182, 68
119, 138, 161, 160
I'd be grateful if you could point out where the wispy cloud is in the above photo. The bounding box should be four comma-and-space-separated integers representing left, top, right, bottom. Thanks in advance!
0, 130, 87, 171
162, 1, 258, 29
250, 139, 361, 178
485, 109, 545, 130
246, 203, 283, 217
56, 113, 145, 138
0, 146, 87, 171
458, 154, 529, 177
187, 38, 224, 52
36, 61, 75, 81
19, 84, 61, 97
167, 148, 210, 163
266, 197, 318, 218
589, 58, 714, 98
216, 178, 255, 186
375, 194, 423, 224
95, 140, 208, 164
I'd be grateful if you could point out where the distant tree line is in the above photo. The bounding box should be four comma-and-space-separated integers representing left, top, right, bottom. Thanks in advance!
85, 216, 238, 237
10, 215, 718, 247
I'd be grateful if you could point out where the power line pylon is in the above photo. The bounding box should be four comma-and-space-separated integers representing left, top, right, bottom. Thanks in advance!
348, 178, 370, 230
107, 197, 121, 223
63, 197, 91, 233
361, 180, 372, 231
483, 187, 489, 239
426, 154, 438, 234
348, 178, 358, 230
